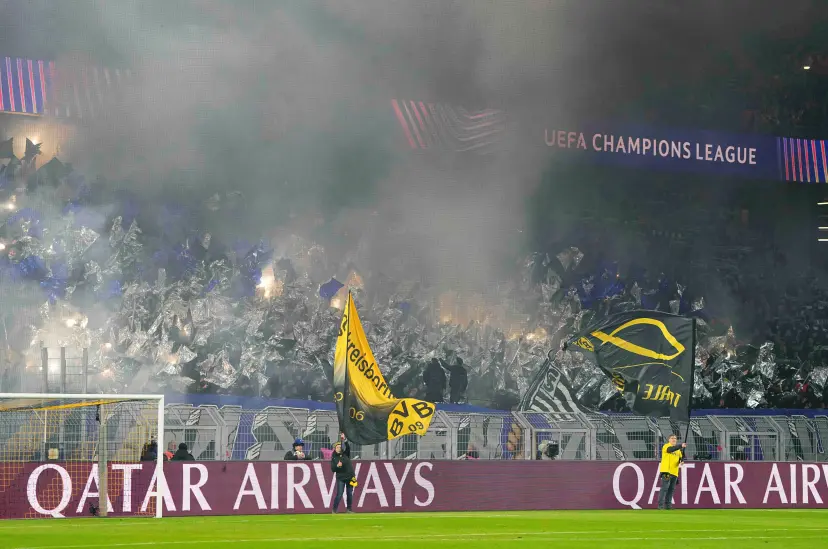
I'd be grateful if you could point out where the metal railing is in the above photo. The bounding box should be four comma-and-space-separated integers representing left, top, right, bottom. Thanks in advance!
0, 346, 89, 394
3, 397, 827, 463
151, 406, 828, 463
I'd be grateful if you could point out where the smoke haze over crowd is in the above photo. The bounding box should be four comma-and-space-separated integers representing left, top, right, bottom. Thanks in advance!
0, 0, 575, 299
0, 0, 820, 294
1, 1, 827, 406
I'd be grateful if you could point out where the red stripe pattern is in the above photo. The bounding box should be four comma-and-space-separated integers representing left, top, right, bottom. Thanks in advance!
5, 57, 15, 112
391, 99, 506, 154
780, 137, 828, 183
0, 56, 132, 118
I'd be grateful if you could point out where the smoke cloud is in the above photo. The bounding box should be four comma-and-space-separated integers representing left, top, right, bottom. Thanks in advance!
2, 0, 819, 336
8, 0, 585, 305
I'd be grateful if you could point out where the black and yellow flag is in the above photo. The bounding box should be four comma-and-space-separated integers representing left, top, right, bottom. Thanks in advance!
333, 292, 435, 445
567, 311, 696, 422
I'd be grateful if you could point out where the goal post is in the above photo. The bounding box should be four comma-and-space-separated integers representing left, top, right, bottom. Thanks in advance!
0, 393, 165, 519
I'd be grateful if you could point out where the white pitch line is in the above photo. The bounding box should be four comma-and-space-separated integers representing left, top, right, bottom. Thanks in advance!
0, 512, 531, 529
12, 530, 828, 549
3, 516, 827, 537
527, 536, 828, 543
3, 508, 827, 529
0, 513, 474, 529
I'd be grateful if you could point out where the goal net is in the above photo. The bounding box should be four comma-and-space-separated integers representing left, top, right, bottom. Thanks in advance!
0, 393, 164, 519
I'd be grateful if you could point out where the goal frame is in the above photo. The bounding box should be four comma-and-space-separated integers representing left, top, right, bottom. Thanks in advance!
0, 392, 165, 519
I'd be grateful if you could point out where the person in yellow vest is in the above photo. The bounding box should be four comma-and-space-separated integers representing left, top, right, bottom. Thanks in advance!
658, 434, 686, 510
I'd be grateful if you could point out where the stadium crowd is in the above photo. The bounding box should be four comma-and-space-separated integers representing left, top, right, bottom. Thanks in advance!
1, 149, 827, 412
0, 29, 827, 413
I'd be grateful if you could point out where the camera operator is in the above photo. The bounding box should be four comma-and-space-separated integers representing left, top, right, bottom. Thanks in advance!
536, 440, 559, 460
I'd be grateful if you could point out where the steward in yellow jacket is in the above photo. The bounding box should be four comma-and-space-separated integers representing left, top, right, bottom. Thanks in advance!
658, 434, 686, 510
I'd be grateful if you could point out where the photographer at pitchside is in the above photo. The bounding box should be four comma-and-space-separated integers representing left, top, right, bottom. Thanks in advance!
331, 433, 357, 514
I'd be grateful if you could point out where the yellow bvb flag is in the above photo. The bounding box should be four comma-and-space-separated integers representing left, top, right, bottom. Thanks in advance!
333, 292, 435, 444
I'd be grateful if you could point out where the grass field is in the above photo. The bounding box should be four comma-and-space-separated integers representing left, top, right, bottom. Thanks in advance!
3, 510, 827, 549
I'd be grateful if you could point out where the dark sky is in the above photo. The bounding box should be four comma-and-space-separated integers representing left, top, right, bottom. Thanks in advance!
0, 1, 825, 109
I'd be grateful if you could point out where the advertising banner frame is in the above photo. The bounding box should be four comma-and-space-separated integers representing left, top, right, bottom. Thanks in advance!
5, 459, 828, 519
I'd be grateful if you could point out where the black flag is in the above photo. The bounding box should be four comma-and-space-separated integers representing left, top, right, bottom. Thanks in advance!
36, 157, 71, 185
23, 138, 42, 163
5, 155, 21, 175
0, 138, 13, 159
566, 311, 695, 422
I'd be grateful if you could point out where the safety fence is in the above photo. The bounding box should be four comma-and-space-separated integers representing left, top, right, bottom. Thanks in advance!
0, 346, 89, 394
159, 405, 828, 463
1, 399, 825, 464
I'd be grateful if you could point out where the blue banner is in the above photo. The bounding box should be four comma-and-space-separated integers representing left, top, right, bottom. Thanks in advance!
544, 125, 788, 181
389, 99, 828, 183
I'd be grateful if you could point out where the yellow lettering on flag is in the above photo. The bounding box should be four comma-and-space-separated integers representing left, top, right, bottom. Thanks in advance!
334, 293, 434, 441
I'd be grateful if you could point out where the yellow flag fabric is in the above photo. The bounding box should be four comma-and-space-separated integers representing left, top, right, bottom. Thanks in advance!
333, 292, 435, 444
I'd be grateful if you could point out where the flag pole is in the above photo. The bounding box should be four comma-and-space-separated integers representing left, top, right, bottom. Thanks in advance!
683, 317, 697, 446
339, 292, 352, 436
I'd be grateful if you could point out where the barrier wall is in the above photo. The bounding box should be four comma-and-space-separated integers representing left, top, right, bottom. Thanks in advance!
4, 460, 828, 519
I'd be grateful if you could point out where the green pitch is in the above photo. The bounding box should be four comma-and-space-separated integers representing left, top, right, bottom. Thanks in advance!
4, 510, 827, 549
